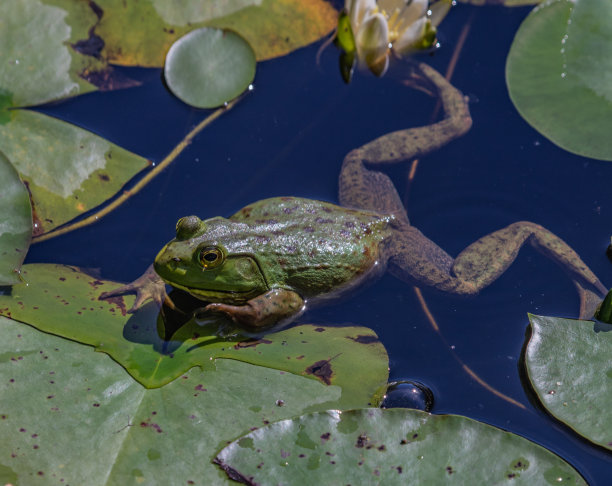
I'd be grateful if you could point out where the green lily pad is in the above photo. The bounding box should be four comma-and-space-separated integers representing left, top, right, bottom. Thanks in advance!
165, 28, 256, 109
0, 110, 149, 235
526, 314, 612, 451
94, 0, 338, 65
0, 315, 373, 485
0, 151, 31, 285
506, 0, 612, 161
0, 0, 99, 106
0, 264, 389, 408
215, 408, 586, 485
0, 0, 150, 235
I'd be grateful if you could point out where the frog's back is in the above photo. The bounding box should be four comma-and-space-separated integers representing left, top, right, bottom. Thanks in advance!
230, 197, 393, 300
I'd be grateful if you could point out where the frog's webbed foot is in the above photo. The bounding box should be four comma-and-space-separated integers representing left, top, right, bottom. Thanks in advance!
99, 264, 173, 313
575, 281, 605, 320
202, 289, 304, 330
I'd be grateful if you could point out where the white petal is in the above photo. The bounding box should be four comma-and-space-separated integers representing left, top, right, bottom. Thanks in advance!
429, 0, 453, 27
396, 0, 428, 32
356, 12, 390, 67
346, 0, 377, 31
392, 17, 427, 54
378, 0, 407, 13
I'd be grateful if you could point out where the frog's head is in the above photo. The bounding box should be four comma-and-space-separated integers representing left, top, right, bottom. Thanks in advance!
153, 216, 268, 304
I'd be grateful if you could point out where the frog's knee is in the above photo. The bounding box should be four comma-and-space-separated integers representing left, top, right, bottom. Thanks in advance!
506, 221, 545, 234
435, 278, 479, 297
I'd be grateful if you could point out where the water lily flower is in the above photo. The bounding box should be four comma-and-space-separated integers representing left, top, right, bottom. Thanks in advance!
343, 0, 451, 76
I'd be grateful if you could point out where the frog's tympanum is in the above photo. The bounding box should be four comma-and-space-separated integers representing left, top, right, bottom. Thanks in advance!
101, 63, 606, 333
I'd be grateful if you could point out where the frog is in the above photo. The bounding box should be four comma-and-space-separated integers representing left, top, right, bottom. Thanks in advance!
100, 62, 606, 332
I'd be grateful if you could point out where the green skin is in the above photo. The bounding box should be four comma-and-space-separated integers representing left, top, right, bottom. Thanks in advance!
101, 63, 605, 331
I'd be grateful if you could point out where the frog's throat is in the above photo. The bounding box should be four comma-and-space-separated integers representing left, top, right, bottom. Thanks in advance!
164, 280, 261, 304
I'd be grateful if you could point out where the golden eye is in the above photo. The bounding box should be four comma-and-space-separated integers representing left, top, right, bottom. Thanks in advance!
199, 246, 224, 269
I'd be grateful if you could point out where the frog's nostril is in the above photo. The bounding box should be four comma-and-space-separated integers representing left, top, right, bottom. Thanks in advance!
172, 257, 181, 262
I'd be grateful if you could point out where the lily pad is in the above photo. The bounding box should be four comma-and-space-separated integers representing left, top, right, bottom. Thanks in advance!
94, 0, 338, 65
0, 0, 150, 235
0, 0, 99, 106
506, 0, 612, 161
215, 408, 586, 485
0, 264, 389, 408
526, 314, 612, 451
0, 315, 373, 485
0, 151, 31, 285
0, 110, 149, 235
165, 28, 256, 108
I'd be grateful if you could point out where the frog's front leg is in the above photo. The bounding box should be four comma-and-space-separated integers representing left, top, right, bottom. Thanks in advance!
99, 264, 171, 312
203, 288, 305, 330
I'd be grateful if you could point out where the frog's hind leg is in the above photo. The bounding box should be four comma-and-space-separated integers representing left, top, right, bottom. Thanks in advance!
339, 62, 471, 220
389, 222, 605, 319
450, 221, 606, 319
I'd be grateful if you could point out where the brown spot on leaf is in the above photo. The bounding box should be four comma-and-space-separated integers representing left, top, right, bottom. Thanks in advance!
348, 334, 378, 344
305, 359, 334, 385
80, 66, 141, 91
234, 339, 272, 349
72, 31, 105, 58
356, 434, 368, 448
140, 419, 163, 433
100, 295, 127, 316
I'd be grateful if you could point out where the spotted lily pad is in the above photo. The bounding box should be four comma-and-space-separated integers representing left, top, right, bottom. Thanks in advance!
0, 264, 389, 408
0, 0, 149, 235
526, 314, 612, 451
0, 315, 375, 485
507, 0, 612, 161
0, 151, 31, 285
165, 28, 256, 108
215, 408, 586, 484
0, 110, 150, 235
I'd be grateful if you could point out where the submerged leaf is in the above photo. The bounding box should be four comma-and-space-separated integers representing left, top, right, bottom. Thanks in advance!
0, 264, 389, 407
216, 408, 586, 484
0, 151, 31, 284
0, 315, 365, 484
165, 28, 256, 108
507, 0, 612, 160
526, 314, 612, 451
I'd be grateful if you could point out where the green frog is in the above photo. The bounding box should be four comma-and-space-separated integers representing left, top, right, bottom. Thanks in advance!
101, 62, 606, 331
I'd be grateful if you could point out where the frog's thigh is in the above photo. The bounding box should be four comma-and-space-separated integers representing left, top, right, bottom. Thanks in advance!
339, 150, 407, 217
452, 221, 605, 294
205, 289, 304, 329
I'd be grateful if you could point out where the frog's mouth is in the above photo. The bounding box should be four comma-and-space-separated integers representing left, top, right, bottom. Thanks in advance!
163, 280, 262, 305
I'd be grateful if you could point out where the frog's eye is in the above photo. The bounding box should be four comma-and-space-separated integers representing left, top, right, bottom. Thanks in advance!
198, 246, 224, 269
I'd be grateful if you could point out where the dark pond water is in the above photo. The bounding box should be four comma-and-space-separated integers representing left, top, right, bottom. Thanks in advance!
29, 3, 612, 484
